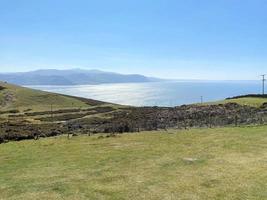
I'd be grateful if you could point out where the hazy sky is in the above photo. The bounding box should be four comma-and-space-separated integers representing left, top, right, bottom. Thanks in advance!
1, 0, 267, 80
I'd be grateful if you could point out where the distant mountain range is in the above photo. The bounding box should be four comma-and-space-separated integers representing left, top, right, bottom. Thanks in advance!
0, 69, 162, 85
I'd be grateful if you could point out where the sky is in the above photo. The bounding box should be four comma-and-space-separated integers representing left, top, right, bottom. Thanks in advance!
1, 0, 267, 80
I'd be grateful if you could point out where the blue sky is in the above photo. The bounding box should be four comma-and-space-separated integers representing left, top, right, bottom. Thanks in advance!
1, 0, 267, 80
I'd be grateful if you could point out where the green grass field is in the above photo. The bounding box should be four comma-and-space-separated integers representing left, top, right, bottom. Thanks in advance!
201, 97, 267, 107
218, 97, 267, 107
1, 126, 267, 200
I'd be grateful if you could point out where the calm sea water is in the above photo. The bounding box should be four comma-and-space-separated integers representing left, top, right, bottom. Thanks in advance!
28, 81, 262, 107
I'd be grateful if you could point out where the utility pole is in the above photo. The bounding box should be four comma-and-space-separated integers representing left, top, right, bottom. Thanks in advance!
261, 74, 266, 95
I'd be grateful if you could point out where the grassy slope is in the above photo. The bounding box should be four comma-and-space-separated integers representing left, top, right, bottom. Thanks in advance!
220, 97, 267, 107
0, 82, 106, 112
204, 97, 267, 107
1, 126, 267, 200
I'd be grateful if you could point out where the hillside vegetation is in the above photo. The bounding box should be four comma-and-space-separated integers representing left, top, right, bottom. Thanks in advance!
204, 95, 267, 107
2, 81, 267, 143
216, 97, 267, 107
0, 81, 107, 112
1, 126, 267, 199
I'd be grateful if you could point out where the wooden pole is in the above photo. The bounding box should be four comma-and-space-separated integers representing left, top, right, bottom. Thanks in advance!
261, 74, 266, 95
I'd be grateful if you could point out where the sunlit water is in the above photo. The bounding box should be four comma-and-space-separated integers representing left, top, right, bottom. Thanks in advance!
28, 81, 262, 107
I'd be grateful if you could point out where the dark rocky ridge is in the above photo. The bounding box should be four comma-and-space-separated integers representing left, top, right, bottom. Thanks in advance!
69, 103, 264, 133
1, 102, 267, 143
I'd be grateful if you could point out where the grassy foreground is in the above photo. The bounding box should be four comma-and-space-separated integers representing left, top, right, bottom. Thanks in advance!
1, 126, 267, 200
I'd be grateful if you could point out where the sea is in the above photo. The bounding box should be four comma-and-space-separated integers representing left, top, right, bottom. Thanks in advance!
28, 80, 262, 107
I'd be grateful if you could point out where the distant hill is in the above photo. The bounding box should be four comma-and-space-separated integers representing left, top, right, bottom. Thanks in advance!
0, 69, 161, 85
